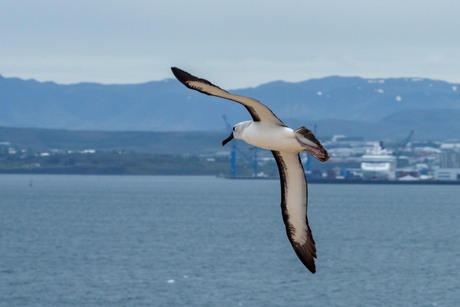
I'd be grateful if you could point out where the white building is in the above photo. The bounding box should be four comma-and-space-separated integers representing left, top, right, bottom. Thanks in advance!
440, 150, 460, 169
360, 142, 396, 180
434, 169, 460, 181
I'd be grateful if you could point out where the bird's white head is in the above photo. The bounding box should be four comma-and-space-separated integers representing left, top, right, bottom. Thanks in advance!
222, 121, 252, 146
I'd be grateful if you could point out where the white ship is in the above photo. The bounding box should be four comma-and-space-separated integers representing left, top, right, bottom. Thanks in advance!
361, 142, 396, 180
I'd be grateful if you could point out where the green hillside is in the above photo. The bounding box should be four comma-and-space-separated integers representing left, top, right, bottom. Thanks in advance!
0, 127, 227, 154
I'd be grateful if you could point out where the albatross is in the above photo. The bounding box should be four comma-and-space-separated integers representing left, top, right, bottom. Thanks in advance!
171, 67, 329, 273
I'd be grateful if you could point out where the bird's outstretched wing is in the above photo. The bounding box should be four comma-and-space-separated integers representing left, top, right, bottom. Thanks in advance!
272, 150, 317, 273
172, 67, 316, 273
171, 67, 285, 126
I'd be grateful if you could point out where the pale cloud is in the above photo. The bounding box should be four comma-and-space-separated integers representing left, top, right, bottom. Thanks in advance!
1, 0, 459, 87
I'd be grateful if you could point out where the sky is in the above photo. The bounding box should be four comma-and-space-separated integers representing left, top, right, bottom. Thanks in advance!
1, 0, 459, 88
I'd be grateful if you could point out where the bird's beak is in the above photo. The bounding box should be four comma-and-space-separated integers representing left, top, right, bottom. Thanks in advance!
222, 133, 234, 147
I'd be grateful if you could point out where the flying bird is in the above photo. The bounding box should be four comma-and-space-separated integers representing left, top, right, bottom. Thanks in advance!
171, 67, 329, 273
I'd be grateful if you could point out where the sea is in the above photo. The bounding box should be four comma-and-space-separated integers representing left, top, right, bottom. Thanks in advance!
0, 175, 459, 307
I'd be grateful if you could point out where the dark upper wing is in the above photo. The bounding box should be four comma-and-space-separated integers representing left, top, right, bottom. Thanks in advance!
171, 67, 285, 126
272, 150, 317, 273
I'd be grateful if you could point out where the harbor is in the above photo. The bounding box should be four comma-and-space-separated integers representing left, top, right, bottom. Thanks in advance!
1, 128, 460, 184
222, 132, 460, 184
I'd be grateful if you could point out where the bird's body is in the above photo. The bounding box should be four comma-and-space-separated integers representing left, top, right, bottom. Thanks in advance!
171, 67, 329, 273
236, 121, 302, 153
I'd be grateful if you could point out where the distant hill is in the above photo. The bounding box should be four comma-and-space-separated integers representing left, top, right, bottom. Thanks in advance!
1, 73, 459, 140
0, 127, 226, 155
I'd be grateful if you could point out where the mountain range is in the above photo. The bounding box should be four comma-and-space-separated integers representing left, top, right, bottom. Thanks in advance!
1, 73, 459, 140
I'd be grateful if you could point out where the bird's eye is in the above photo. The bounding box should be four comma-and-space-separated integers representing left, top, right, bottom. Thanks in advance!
232, 127, 235, 131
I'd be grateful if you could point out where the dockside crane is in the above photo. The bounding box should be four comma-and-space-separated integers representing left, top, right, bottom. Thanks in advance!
402, 130, 414, 148
222, 115, 258, 177
304, 124, 317, 173
222, 115, 237, 178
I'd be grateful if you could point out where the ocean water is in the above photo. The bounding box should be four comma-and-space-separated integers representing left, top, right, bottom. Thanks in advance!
0, 175, 459, 306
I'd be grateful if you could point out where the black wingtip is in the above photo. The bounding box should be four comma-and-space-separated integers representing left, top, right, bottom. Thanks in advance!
307, 261, 317, 274
303, 256, 316, 274
170, 67, 200, 84
171, 67, 192, 85
170, 67, 221, 96
293, 242, 317, 274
